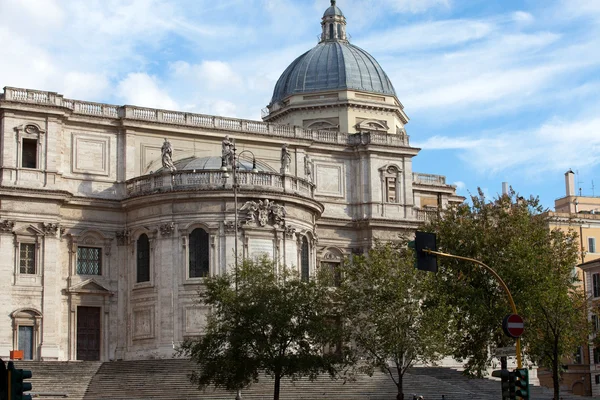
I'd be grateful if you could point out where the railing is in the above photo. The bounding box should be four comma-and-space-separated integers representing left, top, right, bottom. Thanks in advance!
413, 173, 446, 186
415, 208, 438, 222
2, 86, 411, 148
126, 170, 315, 198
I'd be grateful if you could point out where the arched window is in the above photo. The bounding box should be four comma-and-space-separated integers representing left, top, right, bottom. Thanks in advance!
136, 234, 150, 283
329, 23, 334, 39
337, 24, 342, 40
300, 237, 309, 282
189, 228, 209, 278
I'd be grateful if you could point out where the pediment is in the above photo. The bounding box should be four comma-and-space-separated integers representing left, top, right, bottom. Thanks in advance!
14, 224, 44, 236
68, 279, 113, 296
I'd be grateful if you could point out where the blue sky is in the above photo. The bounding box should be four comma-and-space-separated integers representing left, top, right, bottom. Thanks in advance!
1, 0, 599, 208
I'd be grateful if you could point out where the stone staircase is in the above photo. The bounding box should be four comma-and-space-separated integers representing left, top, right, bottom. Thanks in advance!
9, 359, 600, 400
11, 361, 102, 399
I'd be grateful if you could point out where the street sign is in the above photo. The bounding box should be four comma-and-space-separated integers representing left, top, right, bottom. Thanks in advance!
502, 314, 524, 338
495, 346, 517, 357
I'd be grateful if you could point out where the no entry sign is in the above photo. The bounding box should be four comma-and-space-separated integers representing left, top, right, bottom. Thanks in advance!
502, 314, 524, 338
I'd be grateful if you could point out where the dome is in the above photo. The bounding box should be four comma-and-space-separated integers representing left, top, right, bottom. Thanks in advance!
157, 156, 275, 173
323, 4, 343, 17
269, 41, 397, 106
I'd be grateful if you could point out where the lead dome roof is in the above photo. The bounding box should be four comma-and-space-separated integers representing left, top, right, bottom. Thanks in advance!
269, 1, 397, 106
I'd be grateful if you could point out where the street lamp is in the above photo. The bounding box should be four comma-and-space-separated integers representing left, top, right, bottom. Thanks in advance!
221, 138, 258, 293
221, 138, 258, 400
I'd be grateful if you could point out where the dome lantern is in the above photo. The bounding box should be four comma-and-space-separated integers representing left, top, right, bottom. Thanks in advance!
321, 0, 347, 42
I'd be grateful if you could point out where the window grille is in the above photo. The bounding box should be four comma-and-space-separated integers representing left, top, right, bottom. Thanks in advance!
19, 243, 36, 274
137, 234, 150, 283
189, 228, 209, 278
77, 247, 101, 275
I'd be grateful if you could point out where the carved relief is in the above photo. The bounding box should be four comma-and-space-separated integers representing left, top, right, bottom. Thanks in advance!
116, 230, 130, 246
42, 222, 60, 236
25, 124, 40, 135
0, 220, 16, 233
159, 222, 175, 236
240, 199, 286, 228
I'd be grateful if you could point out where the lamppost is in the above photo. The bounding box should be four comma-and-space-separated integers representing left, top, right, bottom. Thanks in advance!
221, 138, 258, 292
221, 138, 257, 400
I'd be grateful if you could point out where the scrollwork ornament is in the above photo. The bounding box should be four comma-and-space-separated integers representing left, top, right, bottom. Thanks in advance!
224, 221, 237, 233
284, 225, 296, 239
159, 222, 175, 236
42, 222, 60, 236
0, 219, 15, 233
116, 230, 130, 246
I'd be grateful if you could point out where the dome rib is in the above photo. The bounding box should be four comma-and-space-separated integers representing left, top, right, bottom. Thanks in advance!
269, 41, 396, 106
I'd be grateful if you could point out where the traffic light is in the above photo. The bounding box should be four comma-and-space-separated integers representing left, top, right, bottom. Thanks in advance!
514, 368, 529, 399
492, 369, 515, 400
1, 358, 7, 400
410, 231, 438, 272
7, 361, 32, 400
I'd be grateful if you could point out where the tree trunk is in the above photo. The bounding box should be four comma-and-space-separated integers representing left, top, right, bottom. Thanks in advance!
396, 372, 404, 400
273, 373, 281, 400
552, 354, 560, 400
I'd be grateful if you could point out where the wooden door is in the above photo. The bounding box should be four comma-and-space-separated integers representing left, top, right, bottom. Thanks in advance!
77, 306, 101, 361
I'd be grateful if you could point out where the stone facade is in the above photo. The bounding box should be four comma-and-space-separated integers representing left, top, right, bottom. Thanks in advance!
0, 1, 463, 362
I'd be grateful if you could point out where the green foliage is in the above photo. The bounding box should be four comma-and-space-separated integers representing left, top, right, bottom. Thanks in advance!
177, 258, 348, 400
424, 189, 586, 384
339, 242, 450, 396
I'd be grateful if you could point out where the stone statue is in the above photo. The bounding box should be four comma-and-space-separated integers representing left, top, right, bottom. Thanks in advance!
240, 200, 259, 224
281, 143, 291, 173
161, 138, 176, 172
222, 135, 233, 167
304, 154, 313, 182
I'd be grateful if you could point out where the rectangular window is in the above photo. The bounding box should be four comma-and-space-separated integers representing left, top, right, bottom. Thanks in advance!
386, 177, 397, 203
596, 375, 600, 385
589, 237, 597, 253
595, 348, 600, 364
22, 138, 37, 169
19, 243, 36, 274
594, 314, 600, 332
77, 247, 102, 275
594, 273, 600, 298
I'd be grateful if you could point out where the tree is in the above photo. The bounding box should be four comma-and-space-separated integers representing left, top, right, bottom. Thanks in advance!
339, 242, 450, 400
423, 189, 587, 397
177, 258, 348, 400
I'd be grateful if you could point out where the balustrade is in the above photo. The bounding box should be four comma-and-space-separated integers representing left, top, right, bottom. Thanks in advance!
413, 173, 446, 185
126, 170, 313, 198
2, 87, 411, 149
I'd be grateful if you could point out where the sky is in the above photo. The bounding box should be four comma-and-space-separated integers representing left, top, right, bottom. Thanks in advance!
1, 0, 599, 209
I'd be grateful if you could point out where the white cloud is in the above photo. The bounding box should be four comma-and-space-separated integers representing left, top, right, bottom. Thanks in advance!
422, 115, 600, 177
357, 19, 493, 53
453, 181, 466, 191
512, 11, 534, 24
63, 72, 110, 100
116, 73, 178, 110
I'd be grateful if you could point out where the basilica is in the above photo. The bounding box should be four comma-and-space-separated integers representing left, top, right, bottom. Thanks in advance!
0, 1, 462, 362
